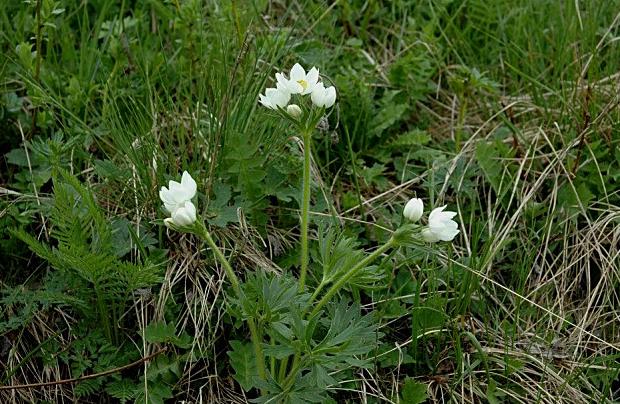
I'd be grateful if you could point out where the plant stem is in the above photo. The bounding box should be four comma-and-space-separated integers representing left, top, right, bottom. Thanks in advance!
308, 238, 395, 318
196, 223, 266, 382
31, 0, 43, 136
283, 237, 396, 390
298, 130, 313, 291
308, 280, 326, 305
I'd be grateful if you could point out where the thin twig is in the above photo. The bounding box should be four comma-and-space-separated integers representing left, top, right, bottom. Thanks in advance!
0, 347, 167, 391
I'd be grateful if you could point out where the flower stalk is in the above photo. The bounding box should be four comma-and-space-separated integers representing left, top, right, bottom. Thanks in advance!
193, 222, 267, 382
298, 129, 313, 292
308, 237, 396, 318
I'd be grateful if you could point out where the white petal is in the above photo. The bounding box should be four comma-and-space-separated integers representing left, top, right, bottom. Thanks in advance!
311, 82, 326, 107
172, 201, 197, 226
168, 179, 183, 192
275, 72, 288, 87
181, 171, 197, 198
324, 86, 336, 107
306, 67, 319, 85
159, 186, 174, 204
437, 227, 459, 241
428, 206, 447, 223
259, 94, 274, 108
429, 218, 457, 234
290, 63, 305, 81
163, 202, 176, 214
274, 88, 291, 107
421, 228, 440, 242
403, 198, 424, 222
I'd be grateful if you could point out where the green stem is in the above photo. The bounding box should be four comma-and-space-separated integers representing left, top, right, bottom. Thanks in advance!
308, 238, 395, 319
31, 0, 43, 136
298, 130, 313, 291
282, 355, 304, 392
196, 223, 266, 382
308, 280, 326, 305
283, 238, 397, 390
277, 356, 289, 384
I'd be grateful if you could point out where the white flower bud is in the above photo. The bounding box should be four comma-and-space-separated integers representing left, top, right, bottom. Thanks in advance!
286, 104, 302, 118
403, 198, 424, 222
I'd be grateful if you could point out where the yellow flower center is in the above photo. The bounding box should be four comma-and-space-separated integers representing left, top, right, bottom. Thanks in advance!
297, 79, 308, 90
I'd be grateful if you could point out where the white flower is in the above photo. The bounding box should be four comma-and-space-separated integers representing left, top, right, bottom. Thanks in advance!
159, 171, 197, 214
164, 201, 197, 228
421, 228, 440, 243
278, 63, 319, 95
259, 84, 291, 109
286, 104, 302, 118
311, 82, 336, 108
403, 198, 424, 222
422, 206, 459, 242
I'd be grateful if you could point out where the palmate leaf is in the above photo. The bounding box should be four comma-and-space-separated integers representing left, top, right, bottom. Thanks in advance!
313, 227, 387, 289
227, 340, 259, 391
313, 226, 364, 283
310, 300, 381, 368
232, 272, 309, 323
251, 373, 329, 404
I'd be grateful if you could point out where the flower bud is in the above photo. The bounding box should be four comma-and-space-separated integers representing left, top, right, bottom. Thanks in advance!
287, 104, 302, 118
403, 198, 424, 222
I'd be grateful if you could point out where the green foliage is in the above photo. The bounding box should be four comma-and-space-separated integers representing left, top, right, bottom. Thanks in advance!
142, 321, 192, 349
105, 379, 139, 403
228, 270, 383, 401
228, 340, 259, 392
13, 170, 163, 343
3, 0, 620, 402
401, 378, 428, 404
312, 226, 385, 290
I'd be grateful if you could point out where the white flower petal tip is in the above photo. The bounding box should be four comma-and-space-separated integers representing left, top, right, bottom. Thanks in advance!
403, 198, 424, 222
423, 206, 460, 242
311, 82, 336, 108
181, 171, 197, 196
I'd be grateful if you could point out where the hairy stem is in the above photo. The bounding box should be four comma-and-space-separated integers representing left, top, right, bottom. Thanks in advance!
31, 0, 43, 136
298, 130, 313, 291
309, 238, 395, 318
196, 223, 266, 382
284, 237, 396, 390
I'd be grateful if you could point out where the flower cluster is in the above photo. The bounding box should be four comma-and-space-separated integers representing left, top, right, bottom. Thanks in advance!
259, 63, 336, 112
403, 198, 460, 242
159, 171, 197, 227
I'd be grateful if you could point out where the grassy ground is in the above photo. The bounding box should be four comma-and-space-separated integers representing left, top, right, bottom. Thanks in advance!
2, 0, 620, 402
